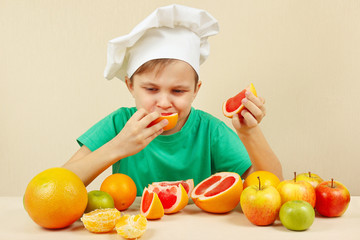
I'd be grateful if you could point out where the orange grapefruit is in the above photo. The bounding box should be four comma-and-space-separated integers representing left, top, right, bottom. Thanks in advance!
140, 187, 164, 220
151, 179, 194, 196
191, 172, 243, 213
222, 83, 257, 118
81, 208, 121, 233
243, 171, 281, 189
148, 183, 189, 214
100, 174, 137, 211
148, 112, 178, 131
23, 167, 88, 229
116, 214, 147, 239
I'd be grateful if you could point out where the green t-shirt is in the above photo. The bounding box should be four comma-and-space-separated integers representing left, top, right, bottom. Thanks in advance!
77, 107, 251, 196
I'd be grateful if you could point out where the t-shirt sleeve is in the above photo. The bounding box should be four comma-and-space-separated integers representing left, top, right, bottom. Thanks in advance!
210, 122, 252, 177
77, 108, 130, 152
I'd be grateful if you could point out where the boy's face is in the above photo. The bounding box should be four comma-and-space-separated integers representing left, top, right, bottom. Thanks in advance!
125, 60, 201, 135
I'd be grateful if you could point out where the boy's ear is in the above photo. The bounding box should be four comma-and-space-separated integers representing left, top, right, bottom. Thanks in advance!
125, 76, 134, 94
193, 80, 202, 98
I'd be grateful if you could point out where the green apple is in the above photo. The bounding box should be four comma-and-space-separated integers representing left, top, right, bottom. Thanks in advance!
85, 190, 115, 213
279, 200, 315, 231
240, 177, 282, 226
296, 172, 323, 188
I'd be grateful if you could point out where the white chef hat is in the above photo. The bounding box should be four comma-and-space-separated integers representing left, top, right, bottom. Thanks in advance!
104, 4, 219, 81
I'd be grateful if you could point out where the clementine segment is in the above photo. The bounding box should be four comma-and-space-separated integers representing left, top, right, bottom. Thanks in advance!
81, 208, 121, 233
243, 171, 280, 189
191, 172, 243, 213
24, 167, 87, 229
100, 174, 137, 211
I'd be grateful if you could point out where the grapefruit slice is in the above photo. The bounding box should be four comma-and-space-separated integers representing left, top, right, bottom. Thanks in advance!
148, 183, 189, 214
151, 179, 194, 196
148, 112, 178, 131
222, 83, 257, 118
140, 187, 164, 220
191, 172, 243, 213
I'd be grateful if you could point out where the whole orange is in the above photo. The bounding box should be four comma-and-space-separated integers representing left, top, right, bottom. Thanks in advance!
100, 173, 137, 211
243, 171, 280, 189
24, 167, 88, 229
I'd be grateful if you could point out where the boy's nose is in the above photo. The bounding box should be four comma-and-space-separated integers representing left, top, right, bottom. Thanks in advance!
157, 93, 172, 109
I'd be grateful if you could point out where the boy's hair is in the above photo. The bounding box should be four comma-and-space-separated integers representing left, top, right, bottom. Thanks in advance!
130, 58, 199, 87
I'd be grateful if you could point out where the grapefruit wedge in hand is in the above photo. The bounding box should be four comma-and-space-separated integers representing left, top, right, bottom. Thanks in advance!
222, 83, 257, 118
148, 113, 178, 131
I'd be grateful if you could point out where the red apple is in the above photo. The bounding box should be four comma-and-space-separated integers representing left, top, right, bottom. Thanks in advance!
296, 172, 323, 188
277, 172, 316, 207
240, 177, 282, 226
315, 179, 350, 217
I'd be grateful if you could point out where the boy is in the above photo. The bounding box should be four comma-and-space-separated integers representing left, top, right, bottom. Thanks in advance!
63, 4, 282, 195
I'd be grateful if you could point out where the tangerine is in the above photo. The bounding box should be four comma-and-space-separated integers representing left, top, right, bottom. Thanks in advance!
23, 167, 88, 229
81, 208, 121, 233
243, 171, 281, 189
100, 173, 137, 211
115, 214, 147, 239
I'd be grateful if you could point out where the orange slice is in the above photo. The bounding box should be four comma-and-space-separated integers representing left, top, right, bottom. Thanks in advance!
151, 179, 194, 196
115, 214, 147, 239
148, 112, 178, 131
81, 208, 121, 233
140, 187, 164, 220
148, 183, 189, 214
222, 83, 257, 118
191, 172, 243, 213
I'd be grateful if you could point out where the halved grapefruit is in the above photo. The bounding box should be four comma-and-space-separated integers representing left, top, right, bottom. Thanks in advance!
148, 112, 178, 131
191, 172, 243, 213
148, 183, 189, 214
151, 179, 194, 196
222, 83, 257, 118
140, 187, 164, 220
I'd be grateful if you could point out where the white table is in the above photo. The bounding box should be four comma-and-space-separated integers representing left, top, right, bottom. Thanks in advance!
0, 196, 359, 240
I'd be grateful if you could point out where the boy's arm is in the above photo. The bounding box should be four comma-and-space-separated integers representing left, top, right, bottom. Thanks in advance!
231, 91, 283, 180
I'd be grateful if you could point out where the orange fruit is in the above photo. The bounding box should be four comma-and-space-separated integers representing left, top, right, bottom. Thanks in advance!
148, 183, 189, 214
191, 172, 243, 213
222, 83, 257, 118
81, 208, 121, 233
151, 179, 194, 196
148, 112, 178, 131
100, 173, 137, 211
116, 214, 147, 239
23, 167, 88, 229
243, 171, 281, 189
140, 187, 164, 220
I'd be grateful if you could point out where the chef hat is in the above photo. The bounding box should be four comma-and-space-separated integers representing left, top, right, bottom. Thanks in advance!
104, 4, 219, 81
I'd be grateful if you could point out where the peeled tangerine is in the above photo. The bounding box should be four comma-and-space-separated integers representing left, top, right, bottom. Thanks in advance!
116, 214, 147, 239
222, 83, 257, 118
81, 208, 121, 233
191, 172, 243, 213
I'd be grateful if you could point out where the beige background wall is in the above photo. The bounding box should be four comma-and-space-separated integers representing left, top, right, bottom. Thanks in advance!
1, 0, 359, 196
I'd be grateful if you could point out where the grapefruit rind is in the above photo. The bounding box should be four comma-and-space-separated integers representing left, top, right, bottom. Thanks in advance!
140, 188, 164, 220
222, 83, 258, 118
191, 172, 243, 213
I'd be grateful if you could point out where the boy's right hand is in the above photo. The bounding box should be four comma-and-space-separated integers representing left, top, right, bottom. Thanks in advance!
109, 108, 168, 158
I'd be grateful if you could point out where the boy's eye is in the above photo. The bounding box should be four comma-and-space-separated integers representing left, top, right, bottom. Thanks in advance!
172, 89, 185, 93
145, 87, 158, 92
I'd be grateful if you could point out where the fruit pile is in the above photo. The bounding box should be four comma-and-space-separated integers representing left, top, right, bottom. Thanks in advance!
24, 167, 351, 239
240, 171, 351, 231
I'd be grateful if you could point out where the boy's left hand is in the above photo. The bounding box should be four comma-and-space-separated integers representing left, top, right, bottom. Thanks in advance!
232, 90, 266, 133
